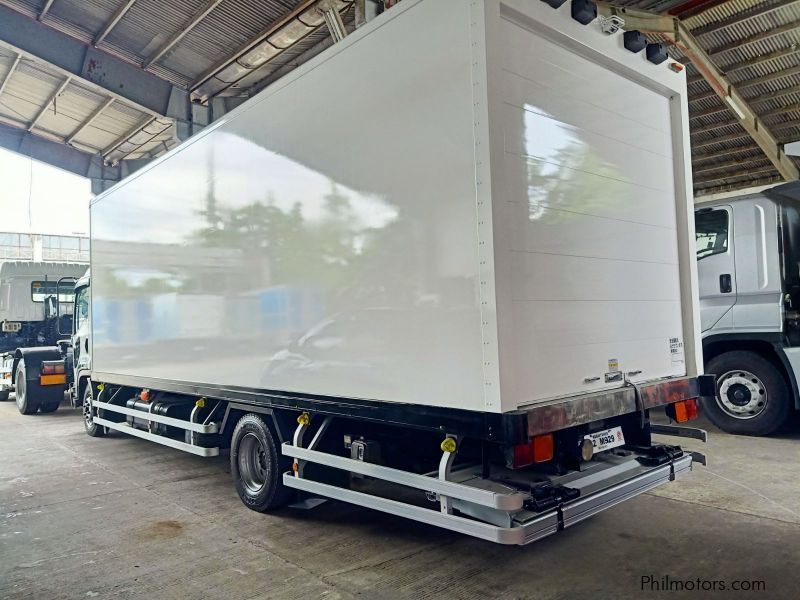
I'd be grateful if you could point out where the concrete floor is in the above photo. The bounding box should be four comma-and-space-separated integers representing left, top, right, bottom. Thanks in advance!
1, 401, 799, 600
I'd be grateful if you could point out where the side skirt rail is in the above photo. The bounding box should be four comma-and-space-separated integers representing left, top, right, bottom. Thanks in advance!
94, 400, 219, 433
93, 416, 220, 457
283, 473, 530, 545
283, 443, 525, 511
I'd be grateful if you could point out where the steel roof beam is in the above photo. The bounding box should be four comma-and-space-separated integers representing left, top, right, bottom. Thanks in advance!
27, 75, 70, 132
190, 0, 318, 94
94, 0, 137, 47
688, 45, 800, 85
695, 166, 779, 187
65, 96, 114, 145
708, 19, 800, 57
247, 28, 336, 97
693, 144, 761, 161
189, 0, 352, 102
38, 0, 55, 21
142, 0, 222, 70
0, 120, 123, 183
0, 51, 21, 98
319, 0, 348, 42
692, 131, 750, 149
696, 176, 786, 197
0, 4, 177, 117
605, 3, 800, 181
693, 156, 772, 175
689, 65, 800, 101
691, 85, 800, 118
102, 115, 156, 159
105, 118, 173, 163
691, 0, 800, 38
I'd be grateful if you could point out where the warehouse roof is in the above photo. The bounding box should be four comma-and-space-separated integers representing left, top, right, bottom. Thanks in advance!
0, 0, 797, 196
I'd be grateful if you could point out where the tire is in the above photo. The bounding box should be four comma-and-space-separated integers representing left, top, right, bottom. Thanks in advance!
230, 413, 292, 512
702, 351, 792, 436
0, 390, 9, 401
39, 401, 60, 413
83, 382, 106, 437
15, 361, 39, 415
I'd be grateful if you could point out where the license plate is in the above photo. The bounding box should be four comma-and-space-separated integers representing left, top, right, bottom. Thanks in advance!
585, 426, 625, 454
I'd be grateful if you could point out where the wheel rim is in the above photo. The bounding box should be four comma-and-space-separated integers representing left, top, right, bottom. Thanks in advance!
238, 433, 269, 494
15, 371, 25, 410
716, 370, 767, 419
83, 388, 94, 428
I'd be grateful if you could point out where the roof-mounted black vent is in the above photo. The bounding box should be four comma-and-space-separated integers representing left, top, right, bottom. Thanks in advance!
646, 42, 669, 64
571, 0, 597, 25
623, 30, 647, 53
541, 0, 568, 8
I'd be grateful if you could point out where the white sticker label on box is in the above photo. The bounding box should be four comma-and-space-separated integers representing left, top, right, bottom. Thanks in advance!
669, 336, 684, 365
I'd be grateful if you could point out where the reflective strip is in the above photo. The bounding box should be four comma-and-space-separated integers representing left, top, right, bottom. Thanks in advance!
39, 374, 66, 386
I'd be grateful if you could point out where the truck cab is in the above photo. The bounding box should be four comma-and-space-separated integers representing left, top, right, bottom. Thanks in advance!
696, 181, 800, 435
2, 270, 90, 414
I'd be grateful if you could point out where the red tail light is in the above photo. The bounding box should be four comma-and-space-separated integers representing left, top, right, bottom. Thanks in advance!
685, 398, 699, 420
511, 434, 555, 468
668, 398, 699, 423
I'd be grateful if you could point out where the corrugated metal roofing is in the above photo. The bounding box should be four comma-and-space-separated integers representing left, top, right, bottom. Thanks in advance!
619, 0, 800, 194
0, 0, 798, 194
0, 45, 174, 159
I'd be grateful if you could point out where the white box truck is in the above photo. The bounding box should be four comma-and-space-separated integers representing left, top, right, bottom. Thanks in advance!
72, 0, 711, 544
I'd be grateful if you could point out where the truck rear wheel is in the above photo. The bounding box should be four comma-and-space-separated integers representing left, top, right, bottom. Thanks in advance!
0, 390, 9, 401
15, 360, 39, 415
83, 383, 106, 437
230, 413, 291, 512
702, 351, 791, 436
39, 400, 61, 413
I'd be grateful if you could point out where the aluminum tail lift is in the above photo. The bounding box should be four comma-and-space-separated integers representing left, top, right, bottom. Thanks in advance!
281, 414, 695, 545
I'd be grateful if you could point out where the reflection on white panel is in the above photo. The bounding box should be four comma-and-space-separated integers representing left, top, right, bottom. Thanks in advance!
91, 0, 487, 412
504, 104, 676, 195
508, 202, 678, 265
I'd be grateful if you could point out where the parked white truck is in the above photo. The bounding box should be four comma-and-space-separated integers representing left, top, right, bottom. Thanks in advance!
0, 261, 87, 404
696, 181, 800, 435
39, 0, 711, 544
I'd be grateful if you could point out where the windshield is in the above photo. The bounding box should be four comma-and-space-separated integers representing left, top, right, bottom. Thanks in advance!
695, 209, 729, 260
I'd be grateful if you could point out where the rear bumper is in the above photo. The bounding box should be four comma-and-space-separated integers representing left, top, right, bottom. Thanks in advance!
504, 374, 715, 441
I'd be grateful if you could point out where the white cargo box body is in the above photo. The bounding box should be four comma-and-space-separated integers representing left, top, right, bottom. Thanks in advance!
91, 0, 700, 415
